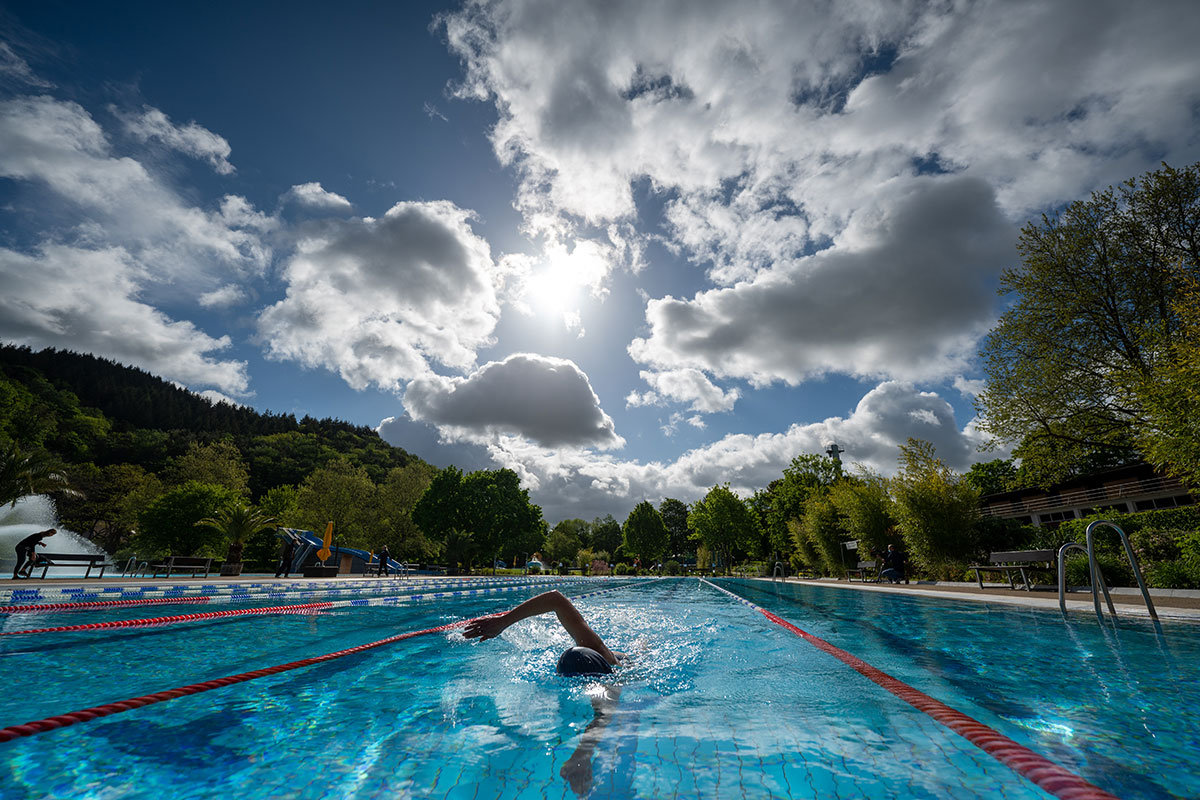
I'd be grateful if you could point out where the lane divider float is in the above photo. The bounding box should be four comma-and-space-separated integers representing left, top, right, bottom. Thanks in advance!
0, 578, 630, 637
0, 581, 640, 743
0, 574, 598, 615
701, 579, 1119, 800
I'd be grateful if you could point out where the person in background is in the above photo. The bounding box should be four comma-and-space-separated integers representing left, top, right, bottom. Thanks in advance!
377, 543, 390, 576
13, 528, 56, 579
878, 543, 908, 584
274, 531, 296, 579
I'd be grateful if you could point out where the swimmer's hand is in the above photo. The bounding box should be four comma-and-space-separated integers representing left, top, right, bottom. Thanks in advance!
463, 613, 509, 641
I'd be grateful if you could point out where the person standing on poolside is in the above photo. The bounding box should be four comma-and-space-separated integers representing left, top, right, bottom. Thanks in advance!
377, 543, 390, 576
463, 590, 621, 675
274, 531, 296, 578
13, 528, 55, 579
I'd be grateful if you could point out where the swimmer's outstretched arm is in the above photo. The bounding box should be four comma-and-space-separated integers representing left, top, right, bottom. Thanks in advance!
463, 590, 619, 665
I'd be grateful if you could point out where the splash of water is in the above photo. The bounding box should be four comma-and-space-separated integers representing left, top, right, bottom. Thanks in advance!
1, 495, 109, 577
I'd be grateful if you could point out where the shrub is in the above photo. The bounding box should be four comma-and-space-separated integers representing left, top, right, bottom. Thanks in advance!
664, 559, 682, 575
614, 562, 632, 575
1062, 552, 1134, 588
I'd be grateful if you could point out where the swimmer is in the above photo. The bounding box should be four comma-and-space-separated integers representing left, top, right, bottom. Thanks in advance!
463, 590, 621, 675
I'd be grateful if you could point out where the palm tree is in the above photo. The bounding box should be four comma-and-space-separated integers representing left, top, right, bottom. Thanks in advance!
0, 441, 74, 508
195, 503, 277, 573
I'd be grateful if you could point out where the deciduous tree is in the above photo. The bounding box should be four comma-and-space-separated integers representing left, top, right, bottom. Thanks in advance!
137, 481, 241, 556
688, 485, 759, 574
622, 500, 668, 567
658, 498, 691, 561
978, 162, 1200, 485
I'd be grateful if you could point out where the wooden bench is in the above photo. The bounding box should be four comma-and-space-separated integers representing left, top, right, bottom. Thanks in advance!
970, 549, 1057, 591
32, 552, 114, 579
847, 560, 877, 581
151, 556, 213, 578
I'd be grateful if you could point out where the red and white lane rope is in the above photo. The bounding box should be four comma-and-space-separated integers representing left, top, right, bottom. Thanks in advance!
0, 578, 629, 637
0, 581, 639, 743
0, 575, 594, 616
701, 579, 1120, 800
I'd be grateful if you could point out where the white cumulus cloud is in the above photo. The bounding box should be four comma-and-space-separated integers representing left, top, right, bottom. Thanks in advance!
256, 200, 501, 390
404, 353, 622, 449
285, 181, 353, 210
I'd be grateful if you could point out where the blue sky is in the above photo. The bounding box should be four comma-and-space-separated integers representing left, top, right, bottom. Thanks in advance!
2, 0, 1199, 523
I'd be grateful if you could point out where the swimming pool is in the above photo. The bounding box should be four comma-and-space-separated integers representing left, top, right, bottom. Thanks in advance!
1, 577, 1197, 798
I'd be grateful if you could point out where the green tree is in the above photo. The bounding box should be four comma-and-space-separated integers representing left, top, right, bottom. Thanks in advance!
544, 523, 583, 566
377, 462, 438, 561
688, 485, 759, 574
55, 462, 162, 554
1133, 273, 1200, 490
0, 442, 73, 508
590, 514, 623, 554
622, 500, 669, 567
137, 481, 241, 556
163, 439, 250, 497
978, 162, 1200, 485
195, 503, 277, 567
889, 439, 981, 577
962, 459, 1018, 496
799, 495, 846, 575
294, 459, 379, 549
829, 470, 894, 557
461, 469, 546, 573
251, 484, 301, 569
761, 454, 843, 566
549, 518, 592, 550
413, 467, 545, 571
413, 466, 470, 545
658, 498, 691, 561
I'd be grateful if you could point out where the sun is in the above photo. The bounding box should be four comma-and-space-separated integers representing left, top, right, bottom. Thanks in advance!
529, 261, 582, 314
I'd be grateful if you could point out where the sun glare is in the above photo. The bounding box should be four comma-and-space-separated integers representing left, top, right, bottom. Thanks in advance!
529, 262, 581, 314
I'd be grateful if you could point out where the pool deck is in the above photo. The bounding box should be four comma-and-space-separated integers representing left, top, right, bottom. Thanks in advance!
1, 573, 1198, 620
763, 576, 1200, 620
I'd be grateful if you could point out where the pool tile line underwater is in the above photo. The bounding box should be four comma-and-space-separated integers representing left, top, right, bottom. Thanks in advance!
0, 578, 639, 636
0, 575, 603, 615
701, 579, 1122, 800
0, 579, 643, 743
0, 573, 596, 607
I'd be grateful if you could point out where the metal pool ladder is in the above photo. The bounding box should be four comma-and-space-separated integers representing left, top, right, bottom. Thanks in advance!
772, 561, 785, 581
1057, 520, 1158, 623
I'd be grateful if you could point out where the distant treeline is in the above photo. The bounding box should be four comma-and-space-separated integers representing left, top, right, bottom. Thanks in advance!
0, 344, 424, 498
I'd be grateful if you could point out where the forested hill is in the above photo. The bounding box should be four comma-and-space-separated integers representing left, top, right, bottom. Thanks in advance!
0, 344, 425, 496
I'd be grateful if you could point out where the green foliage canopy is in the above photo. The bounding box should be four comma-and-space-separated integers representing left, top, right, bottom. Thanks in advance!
978, 162, 1200, 486
622, 500, 668, 565
137, 481, 242, 556
658, 498, 691, 560
688, 485, 759, 574
889, 439, 980, 576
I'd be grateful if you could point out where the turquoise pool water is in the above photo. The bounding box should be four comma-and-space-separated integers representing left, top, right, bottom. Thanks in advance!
1, 577, 1197, 798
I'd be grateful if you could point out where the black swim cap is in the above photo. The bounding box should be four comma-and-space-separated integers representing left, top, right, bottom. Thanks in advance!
556, 646, 613, 676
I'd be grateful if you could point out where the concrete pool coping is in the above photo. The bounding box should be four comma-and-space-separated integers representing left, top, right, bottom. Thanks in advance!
755, 576, 1200, 620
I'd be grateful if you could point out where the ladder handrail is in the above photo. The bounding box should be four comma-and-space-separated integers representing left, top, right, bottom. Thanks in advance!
1058, 520, 1158, 622
1058, 542, 1116, 620
1087, 520, 1158, 621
